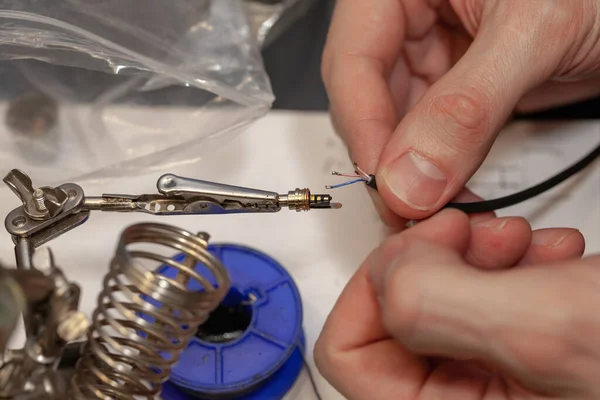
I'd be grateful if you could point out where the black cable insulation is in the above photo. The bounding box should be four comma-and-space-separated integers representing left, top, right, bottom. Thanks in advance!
366, 143, 600, 214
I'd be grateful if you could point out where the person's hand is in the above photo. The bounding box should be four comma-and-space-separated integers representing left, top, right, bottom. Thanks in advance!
313, 207, 600, 399
322, 0, 600, 226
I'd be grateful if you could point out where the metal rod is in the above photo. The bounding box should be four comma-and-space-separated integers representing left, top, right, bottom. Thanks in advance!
14, 237, 33, 270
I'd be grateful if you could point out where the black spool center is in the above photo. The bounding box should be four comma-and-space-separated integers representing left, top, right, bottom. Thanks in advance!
196, 288, 252, 344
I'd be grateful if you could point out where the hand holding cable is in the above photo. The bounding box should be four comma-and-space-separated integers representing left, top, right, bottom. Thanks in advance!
322, 0, 600, 226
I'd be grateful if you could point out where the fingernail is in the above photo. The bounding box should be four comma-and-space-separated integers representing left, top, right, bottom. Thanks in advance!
471, 217, 514, 230
532, 229, 579, 247
381, 151, 447, 210
468, 213, 496, 224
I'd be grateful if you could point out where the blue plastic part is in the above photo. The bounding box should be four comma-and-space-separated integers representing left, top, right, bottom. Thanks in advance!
160, 332, 306, 400
155, 243, 304, 399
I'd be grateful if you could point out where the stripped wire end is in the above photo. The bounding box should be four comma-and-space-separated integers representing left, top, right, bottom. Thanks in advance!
332, 171, 361, 178
326, 163, 377, 190
353, 162, 377, 190
353, 163, 371, 180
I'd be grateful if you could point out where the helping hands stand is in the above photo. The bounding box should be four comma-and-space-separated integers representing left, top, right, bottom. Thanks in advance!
0, 170, 340, 399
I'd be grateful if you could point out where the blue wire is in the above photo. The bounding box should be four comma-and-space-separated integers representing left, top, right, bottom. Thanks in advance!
326, 178, 365, 189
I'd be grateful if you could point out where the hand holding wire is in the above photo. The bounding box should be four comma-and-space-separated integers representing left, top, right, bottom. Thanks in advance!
325, 142, 600, 216
326, 164, 376, 190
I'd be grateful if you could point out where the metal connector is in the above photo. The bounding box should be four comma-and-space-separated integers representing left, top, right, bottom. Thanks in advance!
278, 189, 341, 211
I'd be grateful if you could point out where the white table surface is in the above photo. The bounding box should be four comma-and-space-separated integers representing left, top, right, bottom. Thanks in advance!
0, 111, 598, 399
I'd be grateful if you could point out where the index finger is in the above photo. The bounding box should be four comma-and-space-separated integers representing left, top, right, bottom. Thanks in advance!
322, 0, 405, 172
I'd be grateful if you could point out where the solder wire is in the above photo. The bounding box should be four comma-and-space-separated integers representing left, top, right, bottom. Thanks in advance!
297, 340, 323, 400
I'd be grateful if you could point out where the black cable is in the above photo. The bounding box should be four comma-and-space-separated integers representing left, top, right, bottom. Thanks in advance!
366, 143, 600, 214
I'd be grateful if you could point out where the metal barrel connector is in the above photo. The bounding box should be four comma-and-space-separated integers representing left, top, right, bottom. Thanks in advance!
278, 189, 342, 211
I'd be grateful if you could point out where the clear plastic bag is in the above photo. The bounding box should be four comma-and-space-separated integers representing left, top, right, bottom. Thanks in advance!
245, 0, 318, 48
0, 0, 274, 185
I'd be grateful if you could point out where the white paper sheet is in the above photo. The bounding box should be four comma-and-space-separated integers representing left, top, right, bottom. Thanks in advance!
0, 111, 598, 399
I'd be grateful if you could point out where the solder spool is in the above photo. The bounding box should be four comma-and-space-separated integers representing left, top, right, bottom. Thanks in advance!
155, 243, 306, 399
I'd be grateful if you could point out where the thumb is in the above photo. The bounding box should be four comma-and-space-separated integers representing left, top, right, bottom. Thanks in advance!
376, 0, 571, 219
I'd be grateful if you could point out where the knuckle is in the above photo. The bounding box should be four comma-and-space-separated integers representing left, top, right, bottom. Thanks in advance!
503, 0, 589, 41
541, 0, 588, 29
556, 1, 600, 76
492, 1, 594, 74
537, 1, 591, 53
426, 88, 490, 146
502, 0, 579, 24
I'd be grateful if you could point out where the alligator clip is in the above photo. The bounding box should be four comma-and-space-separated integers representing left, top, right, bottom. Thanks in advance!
83, 174, 342, 215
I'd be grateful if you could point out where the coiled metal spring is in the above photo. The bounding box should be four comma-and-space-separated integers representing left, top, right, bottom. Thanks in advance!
70, 223, 230, 399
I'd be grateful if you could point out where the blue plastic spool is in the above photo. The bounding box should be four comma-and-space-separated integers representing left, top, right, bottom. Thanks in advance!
156, 244, 305, 399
